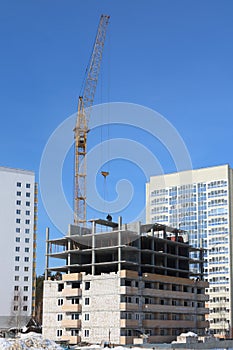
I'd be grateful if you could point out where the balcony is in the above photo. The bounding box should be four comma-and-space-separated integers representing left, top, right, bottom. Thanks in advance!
120, 336, 133, 345
61, 335, 81, 345
142, 288, 209, 302
120, 303, 139, 311
149, 335, 174, 344
142, 303, 207, 314
196, 293, 209, 301
62, 273, 82, 282
62, 304, 82, 313
62, 288, 82, 297
61, 319, 81, 329
197, 307, 209, 314
120, 319, 139, 328
120, 270, 138, 279
143, 304, 172, 312
142, 319, 195, 328
197, 320, 209, 328
120, 286, 139, 295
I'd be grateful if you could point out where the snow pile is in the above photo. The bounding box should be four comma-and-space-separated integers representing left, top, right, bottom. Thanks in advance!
172, 331, 198, 344
179, 331, 198, 337
0, 333, 63, 350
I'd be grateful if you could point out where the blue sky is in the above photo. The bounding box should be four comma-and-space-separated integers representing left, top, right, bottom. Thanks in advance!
0, 1, 233, 274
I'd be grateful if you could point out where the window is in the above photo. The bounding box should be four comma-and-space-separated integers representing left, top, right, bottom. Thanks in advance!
145, 282, 152, 289
57, 314, 63, 321
84, 330, 89, 337
16, 209, 21, 214
24, 257, 29, 262
58, 299, 63, 306
15, 276, 19, 281
145, 297, 152, 304
85, 282, 90, 290
16, 228, 21, 233
58, 284, 64, 292
16, 237, 20, 242
15, 247, 20, 252
15, 266, 19, 271
23, 296, 28, 301
16, 200, 21, 205
26, 183, 30, 189
25, 229, 30, 234
84, 313, 89, 321
126, 296, 132, 303
23, 306, 28, 311
24, 286, 28, 291
25, 247, 29, 253
14, 295, 19, 301
16, 218, 21, 223
14, 286, 19, 291
71, 330, 79, 336
57, 330, 62, 337
24, 277, 29, 281
25, 219, 30, 224
15, 256, 20, 262
24, 267, 29, 272
71, 313, 79, 320
85, 298, 90, 305
26, 192, 30, 197
16, 191, 21, 196
26, 201, 30, 206
17, 182, 21, 187
26, 210, 30, 216
121, 279, 130, 288
25, 238, 30, 243
14, 306, 18, 311
71, 298, 79, 304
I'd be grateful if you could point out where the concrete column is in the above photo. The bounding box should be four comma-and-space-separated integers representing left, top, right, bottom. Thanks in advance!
67, 239, 71, 273
176, 244, 179, 274
45, 227, 49, 280
92, 221, 96, 275
67, 225, 71, 273
164, 241, 167, 275
151, 236, 155, 272
118, 216, 122, 272
137, 221, 141, 275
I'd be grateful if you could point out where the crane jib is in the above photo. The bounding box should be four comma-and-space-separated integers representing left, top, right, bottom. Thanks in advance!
74, 14, 110, 226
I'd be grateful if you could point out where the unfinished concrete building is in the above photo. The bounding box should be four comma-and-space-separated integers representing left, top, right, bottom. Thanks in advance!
42, 218, 209, 345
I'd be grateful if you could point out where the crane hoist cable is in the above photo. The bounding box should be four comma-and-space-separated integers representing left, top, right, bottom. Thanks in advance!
74, 14, 110, 226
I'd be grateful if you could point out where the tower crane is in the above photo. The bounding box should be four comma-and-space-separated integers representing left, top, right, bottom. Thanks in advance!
74, 14, 110, 226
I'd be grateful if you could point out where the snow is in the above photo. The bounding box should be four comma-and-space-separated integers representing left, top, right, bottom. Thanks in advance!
179, 331, 198, 337
0, 333, 63, 350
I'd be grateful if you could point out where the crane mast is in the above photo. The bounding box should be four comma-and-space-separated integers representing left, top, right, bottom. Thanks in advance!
74, 14, 110, 225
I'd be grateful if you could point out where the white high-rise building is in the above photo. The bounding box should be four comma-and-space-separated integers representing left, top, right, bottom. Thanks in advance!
146, 164, 233, 337
0, 166, 37, 330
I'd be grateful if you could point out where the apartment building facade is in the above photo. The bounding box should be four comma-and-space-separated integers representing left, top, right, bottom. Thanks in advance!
0, 166, 37, 330
146, 164, 233, 337
43, 218, 208, 345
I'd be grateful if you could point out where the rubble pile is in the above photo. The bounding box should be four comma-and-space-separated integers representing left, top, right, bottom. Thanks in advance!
0, 334, 63, 350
